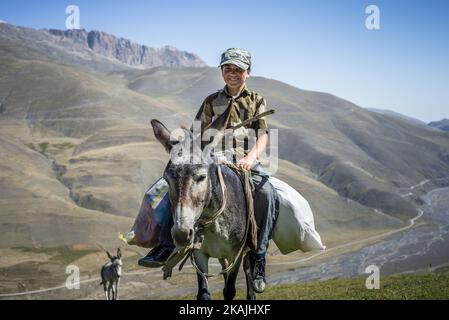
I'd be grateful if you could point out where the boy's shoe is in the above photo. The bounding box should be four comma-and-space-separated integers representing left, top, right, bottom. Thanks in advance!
138, 245, 174, 268
250, 253, 266, 293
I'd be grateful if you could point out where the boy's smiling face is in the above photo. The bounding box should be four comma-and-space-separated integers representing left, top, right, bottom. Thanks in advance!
221, 64, 250, 92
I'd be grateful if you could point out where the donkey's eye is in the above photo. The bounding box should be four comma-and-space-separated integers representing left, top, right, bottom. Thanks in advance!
194, 174, 207, 183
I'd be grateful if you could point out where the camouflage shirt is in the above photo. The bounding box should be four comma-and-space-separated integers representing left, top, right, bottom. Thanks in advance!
193, 85, 269, 159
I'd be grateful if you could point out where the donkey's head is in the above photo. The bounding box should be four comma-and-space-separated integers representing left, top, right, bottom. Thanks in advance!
151, 107, 231, 247
106, 248, 123, 276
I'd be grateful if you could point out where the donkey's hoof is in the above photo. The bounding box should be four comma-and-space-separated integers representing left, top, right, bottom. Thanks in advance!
252, 278, 266, 294
247, 294, 256, 300
223, 288, 236, 301
197, 292, 211, 300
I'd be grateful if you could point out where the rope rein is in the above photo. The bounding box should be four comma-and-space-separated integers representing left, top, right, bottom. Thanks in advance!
189, 163, 251, 278
163, 163, 251, 279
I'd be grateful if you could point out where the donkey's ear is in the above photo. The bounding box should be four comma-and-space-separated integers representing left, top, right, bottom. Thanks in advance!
151, 119, 178, 153
117, 248, 122, 259
106, 251, 113, 260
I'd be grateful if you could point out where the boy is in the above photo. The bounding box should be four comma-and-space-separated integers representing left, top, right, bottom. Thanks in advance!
138, 48, 278, 293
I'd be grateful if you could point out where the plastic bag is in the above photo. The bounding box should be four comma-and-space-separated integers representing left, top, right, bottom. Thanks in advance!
121, 178, 170, 248
270, 177, 326, 254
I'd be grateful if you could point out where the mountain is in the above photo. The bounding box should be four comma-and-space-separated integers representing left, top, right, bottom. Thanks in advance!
0, 23, 205, 73
1, 23, 449, 250
367, 108, 427, 127
46, 29, 206, 69
428, 119, 449, 132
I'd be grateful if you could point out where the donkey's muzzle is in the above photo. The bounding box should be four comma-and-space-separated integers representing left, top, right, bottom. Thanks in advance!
172, 227, 194, 247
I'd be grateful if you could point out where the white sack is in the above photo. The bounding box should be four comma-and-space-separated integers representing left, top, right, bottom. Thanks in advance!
269, 176, 326, 254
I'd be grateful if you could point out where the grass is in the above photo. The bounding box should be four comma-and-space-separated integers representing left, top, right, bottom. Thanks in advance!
38, 142, 49, 155
26, 142, 76, 156
12, 245, 98, 265
53, 142, 75, 150
179, 268, 449, 300
1, 246, 101, 293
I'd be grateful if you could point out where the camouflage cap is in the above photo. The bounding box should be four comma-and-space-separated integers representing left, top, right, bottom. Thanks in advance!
219, 48, 251, 71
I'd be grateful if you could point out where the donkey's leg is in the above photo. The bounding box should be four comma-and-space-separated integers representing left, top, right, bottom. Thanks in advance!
243, 253, 256, 300
103, 282, 108, 300
111, 284, 115, 300
107, 282, 113, 300
221, 255, 243, 301
115, 278, 120, 300
193, 250, 211, 300
112, 280, 117, 300
219, 258, 229, 298
196, 272, 210, 300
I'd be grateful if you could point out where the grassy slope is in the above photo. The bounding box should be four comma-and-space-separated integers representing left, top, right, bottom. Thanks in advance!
253, 271, 449, 300
200, 268, 449, 300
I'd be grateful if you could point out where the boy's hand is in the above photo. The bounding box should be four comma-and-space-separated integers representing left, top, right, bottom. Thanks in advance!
237, 154, 256, 171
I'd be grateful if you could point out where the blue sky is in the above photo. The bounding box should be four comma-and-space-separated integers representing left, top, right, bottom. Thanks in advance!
1, 0, 448, 122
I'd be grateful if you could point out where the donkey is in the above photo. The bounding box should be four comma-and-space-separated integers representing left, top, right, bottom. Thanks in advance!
151, 105, 258, 300
100, 248, 123, 300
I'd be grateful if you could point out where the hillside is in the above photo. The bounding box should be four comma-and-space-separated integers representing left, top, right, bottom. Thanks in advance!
1, 23, 449, 299
2, 22, 449, 248
204, 267, 449, 300
428, 119, 449, 132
